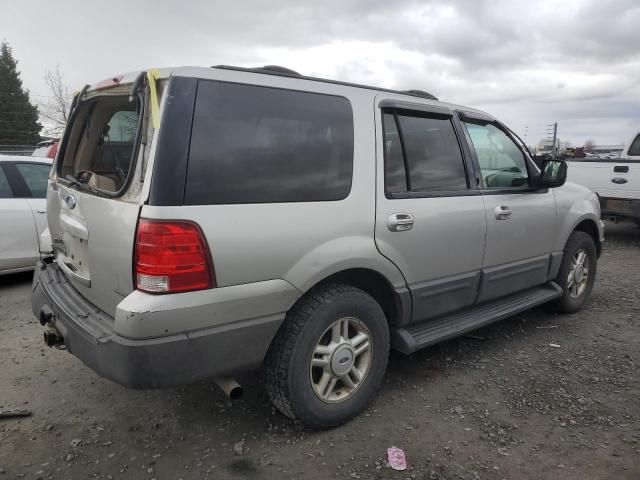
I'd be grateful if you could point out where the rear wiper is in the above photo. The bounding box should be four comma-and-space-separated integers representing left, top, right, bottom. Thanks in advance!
64, 174, 109, 198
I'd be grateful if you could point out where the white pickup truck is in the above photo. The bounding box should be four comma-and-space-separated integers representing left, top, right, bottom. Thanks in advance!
567, 130, 640, 224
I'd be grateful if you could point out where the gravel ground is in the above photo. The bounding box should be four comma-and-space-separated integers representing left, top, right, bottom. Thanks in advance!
1, 222, 639, 480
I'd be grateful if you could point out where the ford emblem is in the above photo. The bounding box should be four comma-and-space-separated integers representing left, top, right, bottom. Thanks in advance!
611, 177, 627, 184
65, 194, 77, 209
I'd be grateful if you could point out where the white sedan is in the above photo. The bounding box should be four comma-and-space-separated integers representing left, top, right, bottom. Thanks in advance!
0, 155, 53, 275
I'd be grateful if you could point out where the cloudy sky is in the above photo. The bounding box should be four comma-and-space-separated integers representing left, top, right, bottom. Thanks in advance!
2, 0, 639, 146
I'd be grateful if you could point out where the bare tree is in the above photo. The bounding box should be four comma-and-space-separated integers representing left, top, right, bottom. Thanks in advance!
40, 64, 72, 136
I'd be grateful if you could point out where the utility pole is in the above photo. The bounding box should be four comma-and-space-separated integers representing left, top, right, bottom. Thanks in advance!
546, 122, 558, 158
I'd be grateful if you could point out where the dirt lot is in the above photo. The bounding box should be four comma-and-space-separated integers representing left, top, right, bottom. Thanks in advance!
1, 222, 638, 480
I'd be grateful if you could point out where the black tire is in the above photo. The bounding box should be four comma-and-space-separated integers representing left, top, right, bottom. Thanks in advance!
549, 231, 597, 313
264, 283, 389, 429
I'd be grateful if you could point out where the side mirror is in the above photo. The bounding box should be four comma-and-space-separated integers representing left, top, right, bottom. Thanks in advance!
536, 159, 567, 189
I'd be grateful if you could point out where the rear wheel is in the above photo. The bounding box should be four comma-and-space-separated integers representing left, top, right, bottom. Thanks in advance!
264, 283, 389, 429
549, 231, 597, 313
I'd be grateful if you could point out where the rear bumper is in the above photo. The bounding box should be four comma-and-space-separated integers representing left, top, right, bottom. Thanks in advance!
31, 262, 286, 389
599, 196, 640, 220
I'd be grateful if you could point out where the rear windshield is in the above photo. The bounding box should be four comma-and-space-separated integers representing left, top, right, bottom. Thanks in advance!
185, 81, 354, 204
57, 95, 141, 194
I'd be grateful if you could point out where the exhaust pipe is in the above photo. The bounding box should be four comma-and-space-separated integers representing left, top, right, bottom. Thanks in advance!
213, 377, 243, 400
43, 325, 64, 348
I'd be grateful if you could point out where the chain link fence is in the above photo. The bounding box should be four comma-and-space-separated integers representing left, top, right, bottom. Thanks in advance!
0, 144, 37, 156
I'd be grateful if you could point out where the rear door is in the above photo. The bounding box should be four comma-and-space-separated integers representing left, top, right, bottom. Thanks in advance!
47, 89, 148, 316
374, 98, 486, 323
460, 114, 556, 303
0, 163, 39, 271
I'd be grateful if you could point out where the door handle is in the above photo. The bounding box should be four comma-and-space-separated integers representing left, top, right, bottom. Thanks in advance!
387, 213, 414, 232
494, 205, 512, 220
35, 210, 46, 214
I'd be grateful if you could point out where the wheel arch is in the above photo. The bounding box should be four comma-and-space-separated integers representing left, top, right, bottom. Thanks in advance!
291, 268, 411, 327
573, 218, 602, 257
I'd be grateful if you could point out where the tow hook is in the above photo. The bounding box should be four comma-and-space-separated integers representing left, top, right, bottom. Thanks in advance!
43, 327, 64, 348
39, 305, 64, 348
39, 305, 54, 326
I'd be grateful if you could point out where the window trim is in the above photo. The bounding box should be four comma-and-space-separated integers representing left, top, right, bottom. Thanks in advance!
458, 111, 538, 193
381, 106, 474, 199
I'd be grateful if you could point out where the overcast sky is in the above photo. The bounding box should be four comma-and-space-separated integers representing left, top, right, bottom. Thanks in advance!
2, 0, 639, 146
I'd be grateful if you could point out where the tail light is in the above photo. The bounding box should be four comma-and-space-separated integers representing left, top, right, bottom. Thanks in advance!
134, 219, 215, 294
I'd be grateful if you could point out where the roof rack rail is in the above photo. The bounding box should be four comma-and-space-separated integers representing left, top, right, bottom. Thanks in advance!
258, 65, 302, 76
212, 64, 302, 78
210, 65, 439, 101
402, 89, 438, 101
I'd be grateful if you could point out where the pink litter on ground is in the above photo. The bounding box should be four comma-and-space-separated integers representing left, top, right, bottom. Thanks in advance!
387, 446, 407, 471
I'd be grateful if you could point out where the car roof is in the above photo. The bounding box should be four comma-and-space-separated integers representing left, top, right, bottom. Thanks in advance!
0, 154, 52, 164
85, 65, 493, 119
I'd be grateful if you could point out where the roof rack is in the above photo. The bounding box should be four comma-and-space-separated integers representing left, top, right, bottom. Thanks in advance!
257, 65, 302, 76
401, 89, 438, 101
211, 65, 439, 101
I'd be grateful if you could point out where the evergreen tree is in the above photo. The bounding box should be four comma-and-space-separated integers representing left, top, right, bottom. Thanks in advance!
0, 41, 41, 145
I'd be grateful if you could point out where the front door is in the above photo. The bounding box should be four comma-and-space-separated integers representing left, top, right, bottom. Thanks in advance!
460, 117, 556, 303
374, 99, 486, 323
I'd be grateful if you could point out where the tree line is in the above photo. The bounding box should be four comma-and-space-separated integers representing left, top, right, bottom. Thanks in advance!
0, 41, 72, 146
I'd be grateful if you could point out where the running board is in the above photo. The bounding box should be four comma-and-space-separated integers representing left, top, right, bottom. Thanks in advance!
391, 282, 562, 354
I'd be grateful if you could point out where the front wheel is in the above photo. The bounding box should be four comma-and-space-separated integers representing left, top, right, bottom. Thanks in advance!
549, 231, 597, 313
264, 283, 389, 429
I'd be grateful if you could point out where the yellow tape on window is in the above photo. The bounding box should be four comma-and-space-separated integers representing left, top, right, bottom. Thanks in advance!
147, 69, 161, 129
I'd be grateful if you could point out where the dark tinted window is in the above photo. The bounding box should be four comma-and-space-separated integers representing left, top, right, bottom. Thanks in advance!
383, 111, 468, 193
0, 167, 13, 198
185, 81, 354, 204
398, 115, 467, 191
628, 134, 640, 156
16, 163, 50, 198
383, 113, 407, 194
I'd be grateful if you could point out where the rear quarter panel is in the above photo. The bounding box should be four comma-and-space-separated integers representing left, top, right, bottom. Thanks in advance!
140, 71, 406, 295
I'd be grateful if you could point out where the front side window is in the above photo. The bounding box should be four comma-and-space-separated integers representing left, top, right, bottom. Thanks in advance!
185, 81, 354, 204
627, 134, 640, 156
15, 163, 51, 198
463, 121, 529, 189
0, 167, 13, 198
383, 110, 468, 194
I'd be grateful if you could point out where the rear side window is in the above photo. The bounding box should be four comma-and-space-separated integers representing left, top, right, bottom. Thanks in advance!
185, 81, 354, 204
15, 163, 51, 198
628, 134, 640, 156
383, 110, 468, 194
0, 167, 13, 198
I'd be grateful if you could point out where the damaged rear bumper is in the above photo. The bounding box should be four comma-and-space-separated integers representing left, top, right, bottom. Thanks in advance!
31, 261, 286, 388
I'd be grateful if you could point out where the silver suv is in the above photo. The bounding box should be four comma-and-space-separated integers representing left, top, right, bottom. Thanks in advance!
32, 65, 604, 428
